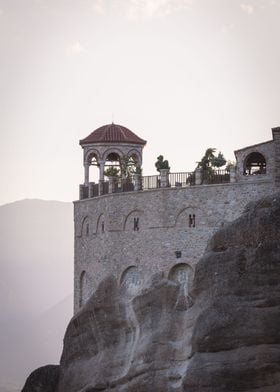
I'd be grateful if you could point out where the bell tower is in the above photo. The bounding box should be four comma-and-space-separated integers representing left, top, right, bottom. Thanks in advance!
79, 123, 146, 199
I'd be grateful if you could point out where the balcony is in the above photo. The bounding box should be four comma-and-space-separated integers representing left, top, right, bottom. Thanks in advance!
79, 169, 232, 200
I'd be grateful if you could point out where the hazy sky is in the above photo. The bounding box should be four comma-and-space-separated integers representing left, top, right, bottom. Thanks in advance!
0, 0, 279, 205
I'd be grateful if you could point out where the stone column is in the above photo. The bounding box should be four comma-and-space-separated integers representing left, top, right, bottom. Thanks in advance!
88, 182, 95, 198
98, 161, 105, 196
160, 169, 170, 188
108, 177, 117, 194
230, 167, 236, 183
99, 161, 105, 182
79, 184, 85, 200
195, 168, 202, 185
99, 180, 104, 196
84, 162, 89, 186
272, 127, 280, 187
133, 174, 141, 191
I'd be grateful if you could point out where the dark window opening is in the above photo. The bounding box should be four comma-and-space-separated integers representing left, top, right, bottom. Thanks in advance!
189, 214, 196, 228
106, 152, 120, 163
86, 224, 89, 236
89, 154, 98, 166
101, 221, 105, 233
134, 217, 139, 231
244, 152, 266, 175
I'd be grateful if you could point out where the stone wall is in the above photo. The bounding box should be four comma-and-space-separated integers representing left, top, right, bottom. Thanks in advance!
273, 127, 280, 186
235, 140, 275, 182
73, 178, 276, 313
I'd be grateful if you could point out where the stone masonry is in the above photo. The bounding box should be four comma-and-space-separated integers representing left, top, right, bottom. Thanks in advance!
73, 126, 280, 314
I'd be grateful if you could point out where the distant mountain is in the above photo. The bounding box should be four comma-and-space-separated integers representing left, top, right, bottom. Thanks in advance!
0, 199, 74, 390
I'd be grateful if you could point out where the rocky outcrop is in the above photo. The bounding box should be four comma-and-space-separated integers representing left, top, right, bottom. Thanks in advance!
22, 193, 280, 391
183, 193, 280, 391
56, 271, 194, 392
21, 365, 59, 392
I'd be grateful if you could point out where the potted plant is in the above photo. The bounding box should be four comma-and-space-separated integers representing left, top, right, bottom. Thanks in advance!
155, 155, 170, 172
155, 155, 170, 187
104, 166, 120, 178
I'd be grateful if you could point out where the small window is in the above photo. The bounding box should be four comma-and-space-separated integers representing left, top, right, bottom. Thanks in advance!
81, 217, 90, 237
189, 214, 195, 228
244, 152, 266, 175
134, 217, 139, 231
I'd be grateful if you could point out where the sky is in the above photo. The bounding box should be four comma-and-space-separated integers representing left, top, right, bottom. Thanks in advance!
0, 0, 279, 205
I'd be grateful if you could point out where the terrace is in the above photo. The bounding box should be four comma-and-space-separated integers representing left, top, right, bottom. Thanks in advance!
79, 168, 232, 200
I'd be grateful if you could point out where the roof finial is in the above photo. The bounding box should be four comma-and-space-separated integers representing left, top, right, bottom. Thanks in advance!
112, 112, 114, 124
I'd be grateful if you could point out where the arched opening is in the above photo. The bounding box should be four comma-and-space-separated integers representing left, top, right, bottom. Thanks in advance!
97, 213, 105, 234
103, 152, 122, 180
244, 152, 266, 175
120, 266, 143, 296
104, 152, 138, 179
127, 151, 141, 169
106, 152, 120, 163
168, 263, 193, 295
175, 207, 206, 228
79, 270, 90, 308
122, 155, 138, 177
86, 151, 100, 184
169, 263, 193, 310
123, 209, 143, 231
81, 217, 90, 237
102, 150, 137, 193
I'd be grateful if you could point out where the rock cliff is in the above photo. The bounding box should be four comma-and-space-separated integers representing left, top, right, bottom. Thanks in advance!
183, 193, 280, 391
22, 365, 59, 392
22, 193, 280, 392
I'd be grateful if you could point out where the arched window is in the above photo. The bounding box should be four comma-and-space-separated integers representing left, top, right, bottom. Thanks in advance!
244, 152, 266, 175
168, 263, 193, 310
86, 150, 100, 184
123, 209, 143, 231
97, 213, 105, 234
120, 266, 143, 296
81, 217, 90, 237
168, 263, 193, 295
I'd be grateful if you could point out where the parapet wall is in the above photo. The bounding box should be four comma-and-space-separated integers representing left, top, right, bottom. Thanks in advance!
73, 178, 276, 313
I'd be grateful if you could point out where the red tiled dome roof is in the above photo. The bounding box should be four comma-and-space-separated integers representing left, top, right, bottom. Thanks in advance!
80, 123, 146, 146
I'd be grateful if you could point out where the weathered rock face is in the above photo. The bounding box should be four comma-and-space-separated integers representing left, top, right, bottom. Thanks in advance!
183, 193, 280, 392
57, 272, 194, 392
22, 365, 59, 392
23, 193, 280, 391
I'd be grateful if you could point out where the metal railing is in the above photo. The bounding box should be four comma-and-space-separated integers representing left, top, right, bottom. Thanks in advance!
202, 169, 230, 184
80, 169, 232, 199
142, 175, 160, 190
115, 178, 134, 193
169, 172, 195, 187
